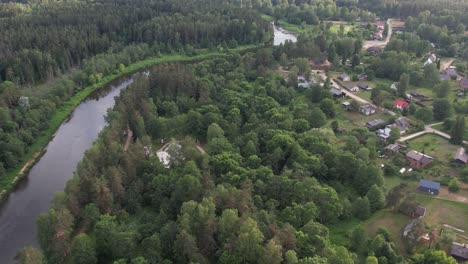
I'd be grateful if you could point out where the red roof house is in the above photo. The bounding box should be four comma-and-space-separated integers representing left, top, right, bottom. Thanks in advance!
393, 100, 409, 110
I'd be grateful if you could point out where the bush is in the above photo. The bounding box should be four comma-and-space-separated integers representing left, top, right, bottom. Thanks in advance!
448, 178, 460, 193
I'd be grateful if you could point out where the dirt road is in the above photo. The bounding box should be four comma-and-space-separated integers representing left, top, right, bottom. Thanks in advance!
363, 19, 393, 49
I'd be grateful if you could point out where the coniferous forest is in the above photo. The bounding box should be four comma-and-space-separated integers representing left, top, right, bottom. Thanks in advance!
1, 0, 467, 263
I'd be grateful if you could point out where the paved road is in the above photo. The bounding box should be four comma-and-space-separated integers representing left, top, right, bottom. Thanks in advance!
398, 122, 468, 144
363, 19, 393, 49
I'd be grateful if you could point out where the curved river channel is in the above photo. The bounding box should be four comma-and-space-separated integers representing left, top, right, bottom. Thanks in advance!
0, 26, 295, 263
0, 78, 133, 263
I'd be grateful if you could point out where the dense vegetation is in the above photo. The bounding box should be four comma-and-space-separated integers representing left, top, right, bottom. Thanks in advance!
0, 0, 270, 179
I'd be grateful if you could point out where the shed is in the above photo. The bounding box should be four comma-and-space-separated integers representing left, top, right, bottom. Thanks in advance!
339, 73, 350, 82
347, 84, 360, 92
407, 151, 433, 168
454, 147, 468, 165
451, 242, 468, 262
366, 119, 385, 129
359, 104, 376, 116
459, 78, 468, 89
330, 88, 345, 98
417, 179, 440, 195
414, 206, 426, 218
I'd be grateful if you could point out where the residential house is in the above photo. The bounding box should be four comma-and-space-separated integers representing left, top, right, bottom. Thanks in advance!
443, 69, 458, 80
417, 179, 440, 195
358, 83, 372, 91
347, 84, 360, 92
413, 206, 426, 218
459, 78, 468, 89
367, 46, 382, 54
390, 82, 399, 91
330, 88, 345, 98
454, 147, 468, 165
339, 73, 350, 82
385, 143, 404, 155
390, 116, 410, 133
376, 127, 391, 141
366, 119, 385, 129
298, 81, 312, 89
423, 54, 437, 67
407, 151, 433, 168
393, 99, 409, 110
358, 74, 368, 81
440, 72, 450, 81
451, 242, 468, 263
341, 101, 350, 108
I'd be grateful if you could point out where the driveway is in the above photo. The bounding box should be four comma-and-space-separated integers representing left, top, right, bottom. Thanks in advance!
398, 122, 468, 144
363, 19, 393, 49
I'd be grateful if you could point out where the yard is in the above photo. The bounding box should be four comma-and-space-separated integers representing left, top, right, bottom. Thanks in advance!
414, 194, 468, 231
405, 134, 459, 163
332, 105, 392, 131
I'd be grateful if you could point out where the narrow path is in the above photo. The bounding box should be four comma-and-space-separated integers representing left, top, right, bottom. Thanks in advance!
123, 126, 133, 152
363, 19, 393, 49
398, 122, 468, 144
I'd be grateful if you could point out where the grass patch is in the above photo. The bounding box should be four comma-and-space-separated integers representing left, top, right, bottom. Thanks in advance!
330, 24, 353, 34
329, 218, 362, 247
0, 45, 257, 196
414, 194, 468, 230
433, 119, 468, 141
277, 20, 318, 34
405, 134, 459, 163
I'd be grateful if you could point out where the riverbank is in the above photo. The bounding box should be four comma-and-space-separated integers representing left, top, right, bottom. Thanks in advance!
0, 45, 257, 202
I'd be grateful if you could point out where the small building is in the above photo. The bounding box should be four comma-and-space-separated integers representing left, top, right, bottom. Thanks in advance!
376, 127, 391, 141
443, 69, 458, 80
347, 84, 360, 92
391, 116, 410, 133
358, 74, 368, 81
339, 73, 350, 82
459, 78, 468, 89
390, 82, 399, 91
366, 119, 385, 129
358, 83, 371, 91
419, 233, 430, 244
407, 151, 433, 168
393, 99, 409, 110
413, 206, 426, 218
385, 143, 404, 154
330, 88, 346, 98
341, 101, 351, 109
403, 220, 418, 238
417, 179, 440, 195
359, 104, 376, 115
440, 73, 450, 81
367, 46, 382, 54
451, 242, 468, 263
410, 91, 425, 99
298, 81, 312, 89
454, 147, 468, 165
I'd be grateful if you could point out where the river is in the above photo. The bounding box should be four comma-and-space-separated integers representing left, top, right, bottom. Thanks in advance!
273, 23, 297, 46
0, 78, 134, 263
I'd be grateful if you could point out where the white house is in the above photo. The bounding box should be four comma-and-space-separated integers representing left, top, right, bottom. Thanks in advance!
359, 104, 376, 116
347, 84, 359, 92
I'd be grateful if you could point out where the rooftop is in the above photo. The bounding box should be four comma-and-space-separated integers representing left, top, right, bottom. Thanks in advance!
451, 242, 468, 260
418, 179, 440, 190
366, 119, 385, 128
454, 147, 468, 164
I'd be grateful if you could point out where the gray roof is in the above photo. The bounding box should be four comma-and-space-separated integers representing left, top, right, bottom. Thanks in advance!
385, 144, 402, 152
393, 117, 410, 131
358, 83, 368, 89
451, 243, 468, 260
407, 151, 433, 163
454, 147, 468, 163
414, 206, 426, 217
460, 78, 468, 88
445, 68, 457, 77
340, 73, 349, 79
330, 88, 344, 96
418, 179, 440, 190
366, 119, 385, 128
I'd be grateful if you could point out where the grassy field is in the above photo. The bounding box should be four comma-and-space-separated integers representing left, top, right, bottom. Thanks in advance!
405, 134, 459, 163
333, 107, 392, 131
414, 194, 468, 230
0, 45, 257, 198
433, 118, 468, 141
329, 218, 362, 247
330, 24, 353, 34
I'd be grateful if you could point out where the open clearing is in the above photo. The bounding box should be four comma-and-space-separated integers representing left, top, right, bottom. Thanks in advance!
405, 134, 459, 163
414, 194, 468, 230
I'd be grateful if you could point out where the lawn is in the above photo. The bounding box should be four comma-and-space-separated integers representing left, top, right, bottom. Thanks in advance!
432, 118, 468, 141
333, 107, 392, 131
405, 134, 459, 163
414, 194, 468, 230
330, 24, 353, 34
277, 19, 318, 34
363, 210, 411, 254
329, 218, 362, 247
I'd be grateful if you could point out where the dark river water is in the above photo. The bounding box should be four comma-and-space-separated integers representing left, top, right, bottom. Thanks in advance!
0, 78, 133, 263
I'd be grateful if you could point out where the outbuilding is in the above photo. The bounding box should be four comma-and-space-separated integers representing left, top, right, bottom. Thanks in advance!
417, 179, 440, 195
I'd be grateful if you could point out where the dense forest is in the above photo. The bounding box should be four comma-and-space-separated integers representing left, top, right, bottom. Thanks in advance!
0, 0, 271, 177
26, 53, 458, 264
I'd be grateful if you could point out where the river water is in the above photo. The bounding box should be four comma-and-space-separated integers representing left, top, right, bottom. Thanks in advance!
0, 78, 133, 263
273, 24, 297, 46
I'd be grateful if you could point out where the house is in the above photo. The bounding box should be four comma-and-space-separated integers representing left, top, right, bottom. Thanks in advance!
428, 53, 437, 62
341, 101, 351, 108
413, 206, 426, 218
454, 147, 468, 165
440, 73, 450, 81
403, 220, 418, 239
358, 83, 372, 91
376, 127, 391, 141
385, 143, 404, 154
390, 82, 399, 90
360, 105, 377, 116
419, 233, 430, 244
330, 88, 345, 98
393, 99, 409, 110
357, 74, 368, 81
298, 81, 312, 88
407, 151, 433, 168
459, 78, 468, 89
348, 84, 360, 92
366, 119, 385, 129
443, 69, 458, 80
367, 46, 382, 54
451, 242, 468, 263
339, 73, 350, 82
390, 116, 410, 132
310, 57, 331, 70
417, 179, 440, 195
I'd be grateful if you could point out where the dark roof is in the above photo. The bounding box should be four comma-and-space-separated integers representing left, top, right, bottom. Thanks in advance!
366, 119, 385, 128
358, 83, 368, 89
367, 46, 382, 52
330, 88, 344, 96
451, 243, 468, 260
454, 147, 468, 164
459, 78, 468, 88
393, 117, 410, 130
414, 206, 426, 217
444, 68, 458, 77
418, 179, 440, 191
407, 151, 433, 164
385, 143, 403, 152
340, 73, 349, 79
348, 84, 358, 89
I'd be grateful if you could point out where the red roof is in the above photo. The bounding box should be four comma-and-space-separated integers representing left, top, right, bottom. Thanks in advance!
393, 100, 409, 108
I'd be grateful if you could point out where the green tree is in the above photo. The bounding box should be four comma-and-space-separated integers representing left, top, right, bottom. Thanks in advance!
236, 218, 264, 263
449, 116, 465, 144
350, 227, 368, 254
415, 108, 433, 124
435, 80, 450, 98
309, 108, 327, 128
423, 64, 440, 86
15, 247, 44, 264
71, 234, 97, 264
366, 185, 385, 212
207, 122, 224, 143
285, 250, 299, 264
389, 126, 400, 143
448, 178, 460, 193
433, 99, 452, 121
353, 197, 371, 220
319, 98, 336, 118
398, 73, 410, 97
411, 250, 457, 264
352, 54, 360, 68
260, 239, 283, 264
366, 256, 379, 264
